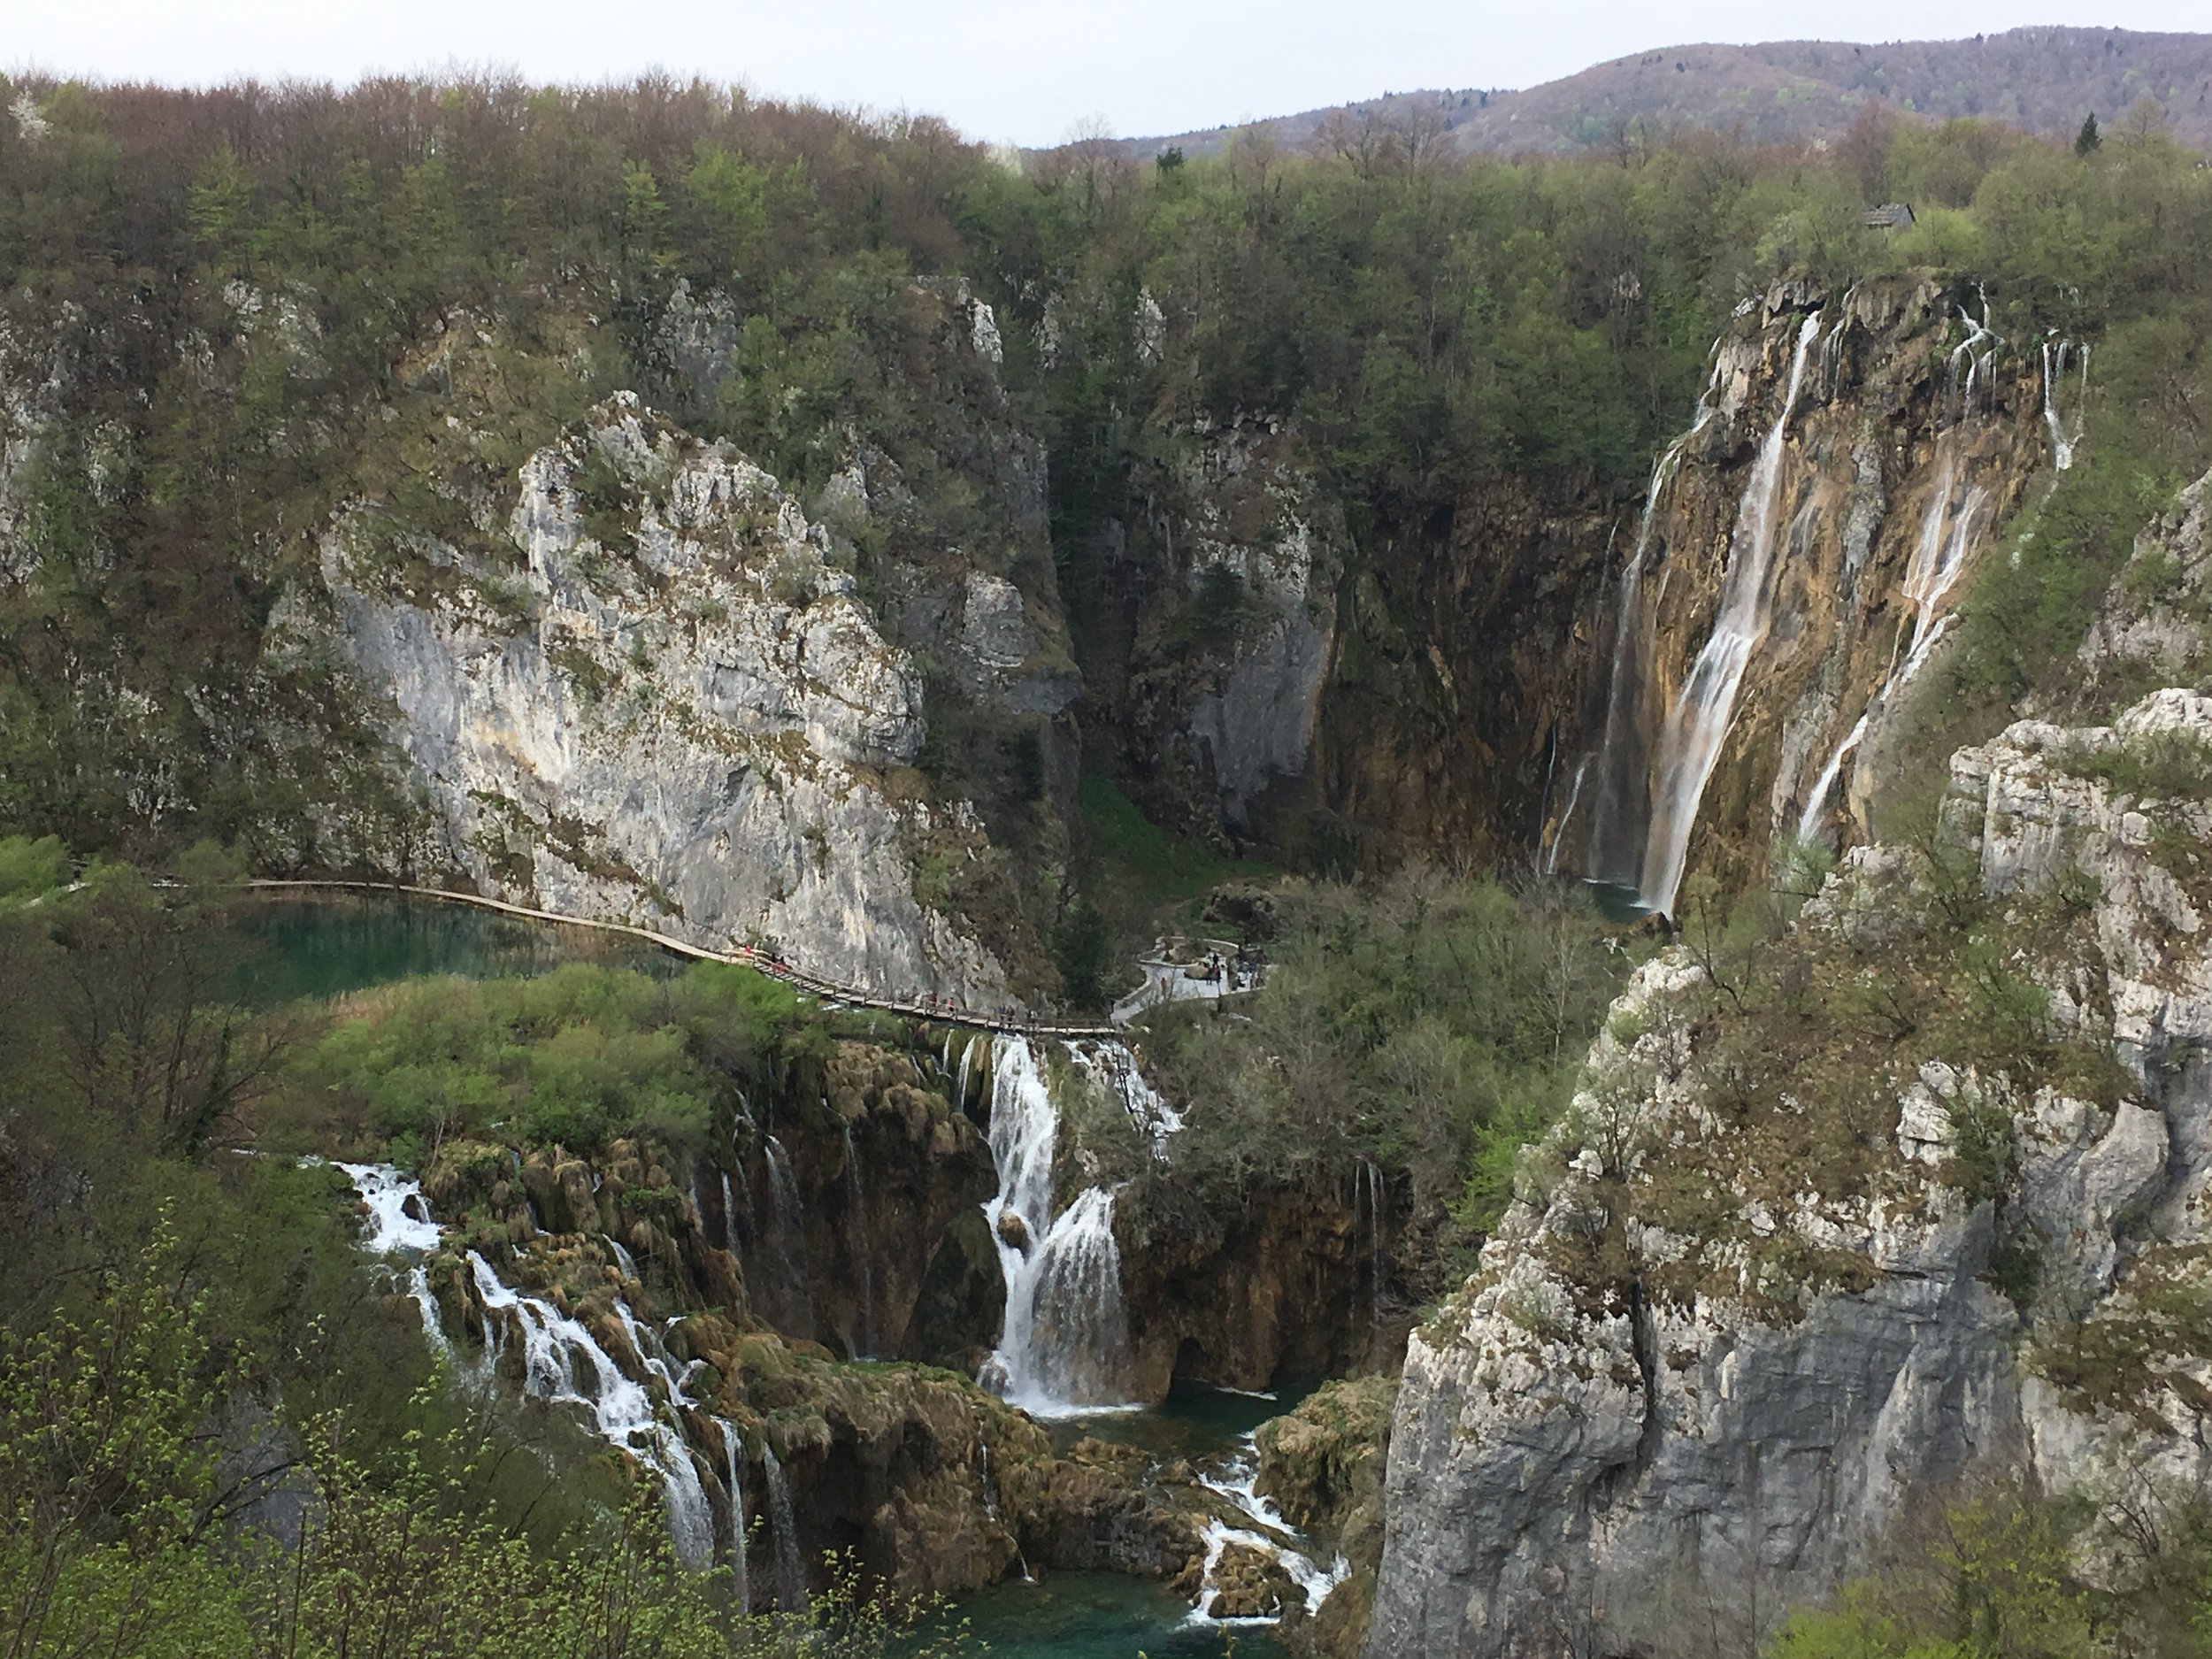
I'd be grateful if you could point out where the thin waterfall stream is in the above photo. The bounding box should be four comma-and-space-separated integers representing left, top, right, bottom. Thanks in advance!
1796, 307, 2004, 843
1638, 311, 1824, 915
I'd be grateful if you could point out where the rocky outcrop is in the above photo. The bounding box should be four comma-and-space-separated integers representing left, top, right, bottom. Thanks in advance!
301, 387, 1009, 1001
1071, 414, 1348, 852
1364, 518, 2212, 1658
1555, 277, 2051, 902
1116, 1173, 1404, 1397
1258, 1376, 1396, 1659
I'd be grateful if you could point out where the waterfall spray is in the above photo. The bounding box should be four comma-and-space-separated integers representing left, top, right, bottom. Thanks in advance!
979, 1037, 1133, 1412
1638, 311, 1824, 915
1581, 355, 1724, 887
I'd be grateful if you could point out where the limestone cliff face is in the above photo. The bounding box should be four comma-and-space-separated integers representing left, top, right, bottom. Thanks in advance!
1364, 472, 2212, 1658
1555, 277, 2052, 904
299, 387, 1009, 998
1073, 414, 1346, 851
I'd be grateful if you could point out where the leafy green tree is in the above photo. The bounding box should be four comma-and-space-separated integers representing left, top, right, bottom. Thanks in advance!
187, 143, 257, 272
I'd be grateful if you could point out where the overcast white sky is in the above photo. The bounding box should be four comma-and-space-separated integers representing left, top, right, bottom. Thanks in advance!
12, 0, 2209, 147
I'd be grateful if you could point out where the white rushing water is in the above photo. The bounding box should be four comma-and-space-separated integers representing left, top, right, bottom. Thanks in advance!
465, 1249, 715, 1568
714, 1417, 751, 1612
1186, 1438, 1348, 1627
1065, 1039, 1185, 1141
336, 1163, 450, 1359
1580, 370, 1724, 887
2043, 338, 2089, 472
978, 1037, 1135, 1415
1638, 311, 1824, 914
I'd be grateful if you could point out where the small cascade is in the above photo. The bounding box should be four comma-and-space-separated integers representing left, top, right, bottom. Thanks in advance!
979, 1037, 1134, 1413
761, 1445, 806, 1612
1542, 757, 1588, 876
464, 1250, 714, 1567
1897, 438, 1993, 672
956, 1033, 981, 1113
336, 1163, 450, 1358
1638, 311, 1824, 915
720, 1168, 741, 1259
603, 1234, 640, 1281
1186, 1436, 1349, 1626
714, 1417, 750, 1612
1065, 1038, 1184, 1141
840, 1120, 876, 1357
1363, 1160, 1385, 1329
1793, 713, 1869, 843
1581, 357, 1724, 887
2043, 339, 2089, 472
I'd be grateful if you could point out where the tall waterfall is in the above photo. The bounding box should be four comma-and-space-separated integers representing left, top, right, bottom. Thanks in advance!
978, 1036, 1134, 1413
1579, 359, 1723, 886
1637, 311, 1824, 915
465, 1250, 715, 1567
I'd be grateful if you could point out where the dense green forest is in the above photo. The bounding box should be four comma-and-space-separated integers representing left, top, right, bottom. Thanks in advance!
7, 65, 2212, 1659
3, 73, 2209, 867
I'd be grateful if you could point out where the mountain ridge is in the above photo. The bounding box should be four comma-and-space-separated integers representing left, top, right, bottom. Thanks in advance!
1119, 26, 2212, 158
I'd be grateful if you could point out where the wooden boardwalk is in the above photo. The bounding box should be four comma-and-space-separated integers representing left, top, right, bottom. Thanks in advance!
245, 879, 1123, 1039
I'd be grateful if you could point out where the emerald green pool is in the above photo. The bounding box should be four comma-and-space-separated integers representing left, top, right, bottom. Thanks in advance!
914, 1571, 1288, 1659
225, 892, 683, 1004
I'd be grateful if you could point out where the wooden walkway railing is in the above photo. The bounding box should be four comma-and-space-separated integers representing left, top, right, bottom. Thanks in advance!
244, 879, 1123, 1039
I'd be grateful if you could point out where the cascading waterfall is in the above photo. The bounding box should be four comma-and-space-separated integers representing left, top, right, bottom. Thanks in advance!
1542, 758, 1589, 877
1638, 311, 1824, 915
979, 1036, 1134, 1413
720, 1167, 741, 1259
2043, 339, 2089, 471
1187, 1436, 1349, 1627
956, 1032, 980, 1111
1065, 1038, 1185, 1141
1580, 358, 1724, 887
465, 1250, 715, 1567
714, 1417, 750, 1612
336, 1163, 450, 1359
1793, 713, 1869, 843
762, 1446, 806, 1611
1797, 312, 2001, 843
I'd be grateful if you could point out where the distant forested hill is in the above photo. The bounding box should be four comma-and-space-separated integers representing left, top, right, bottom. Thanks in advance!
1131, 27, 2212, 157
